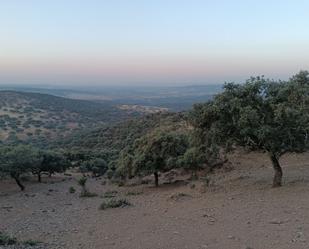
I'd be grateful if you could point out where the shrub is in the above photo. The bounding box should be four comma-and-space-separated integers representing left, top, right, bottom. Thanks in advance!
79, 190, 97, 198
0, 232, 17, 245
102, 190, 118, 198
99, 199, 131, 210
0, 232, 40, 246
79, 158, 108, 176
106, 169, 114, 179
69, 186, 76, 193
78, 176, 87, 187
77, 177, 97, 197
125, 191, 143, 196
23, 239, 40, 246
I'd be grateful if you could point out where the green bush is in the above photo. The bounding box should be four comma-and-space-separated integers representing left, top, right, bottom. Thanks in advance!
0, 232, 17, 245
78, 176, 87, 187
80, 190, 97, 198
23, 239, 40, 246
125, 191, 143, 196
106, 169, 114, 179
99, 198, 131, 210
69, 186, 76, 193
102, 190, 118, 198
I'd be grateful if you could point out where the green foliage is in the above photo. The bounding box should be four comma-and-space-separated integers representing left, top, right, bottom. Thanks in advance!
23, 239, 40, 246
106, 169, 114, 179
0, 144, 69, 188
69, 186, 76, 193
178, 147, 206, 178
125, 191, 143, 196
0, 232, 17, 245
131, 129, 188, 186
0, 231, 40, 246
115, 147, 134, 179
99, 198, 131, 210
190, 71, 309, 186
61, 113, 185, 165
78, 176, 87, 187
79, 190, 98, 198
80, 158, 108, 176
31, 150, 70, 182
0, 90, 130, 147
0, 145, 41, 190
77, 176, 97, 197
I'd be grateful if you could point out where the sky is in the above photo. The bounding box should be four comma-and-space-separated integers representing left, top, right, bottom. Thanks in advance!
0, 0, 309, 86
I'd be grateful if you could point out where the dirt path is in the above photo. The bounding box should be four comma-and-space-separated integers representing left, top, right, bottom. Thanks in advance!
1, 152, 309, 249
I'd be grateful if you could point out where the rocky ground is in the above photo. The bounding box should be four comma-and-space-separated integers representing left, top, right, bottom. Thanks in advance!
1, 151, 309, 249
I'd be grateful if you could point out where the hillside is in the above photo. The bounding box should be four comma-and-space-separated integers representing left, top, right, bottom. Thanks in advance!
57, 112, 187, 162
0, 91, 140, 146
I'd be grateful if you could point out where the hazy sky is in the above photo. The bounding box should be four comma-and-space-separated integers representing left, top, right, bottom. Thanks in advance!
1, 0, 309, 86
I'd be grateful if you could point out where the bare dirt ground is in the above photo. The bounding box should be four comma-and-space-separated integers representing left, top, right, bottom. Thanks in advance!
1, 151, 309, 249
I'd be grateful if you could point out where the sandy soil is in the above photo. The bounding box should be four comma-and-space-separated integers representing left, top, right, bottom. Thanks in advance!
1, 151, 309, 249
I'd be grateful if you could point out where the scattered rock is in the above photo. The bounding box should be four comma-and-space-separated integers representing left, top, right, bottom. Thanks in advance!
227, 235, 235, 239
269, 219, 286, 225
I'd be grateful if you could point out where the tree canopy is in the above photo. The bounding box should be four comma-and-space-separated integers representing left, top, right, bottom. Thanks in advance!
0, 145, 70, 190
0, 145, 41, 190
190, 71, 309, 186
131, 129, 188, 186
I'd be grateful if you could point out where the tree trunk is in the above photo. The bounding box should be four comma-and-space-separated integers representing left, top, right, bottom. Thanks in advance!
270, 153, 283, 187
11, 174, 25, 191
154, 172, 159, 187
37, 172, 41, 183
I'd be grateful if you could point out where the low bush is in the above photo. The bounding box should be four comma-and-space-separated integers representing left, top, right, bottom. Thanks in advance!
80, 190, 97, 198
99, 198, 131, 210
125, 191, 143, 196
0, 232, 17, 245
78, 177, 87, 187
23, 239, 40, 246
102, 190, 118, 198
69, 186, 76, 193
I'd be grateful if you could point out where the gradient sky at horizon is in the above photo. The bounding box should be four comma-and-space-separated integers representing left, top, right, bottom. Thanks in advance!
1, 0, 309, 86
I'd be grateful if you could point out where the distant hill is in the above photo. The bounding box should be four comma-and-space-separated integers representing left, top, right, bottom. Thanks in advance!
0, 84, 223, 111
0, 91, 143, 146
0, 84, 222, 146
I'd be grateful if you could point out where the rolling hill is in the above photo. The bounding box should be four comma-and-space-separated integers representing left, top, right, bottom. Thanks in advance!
57, 112, 186, 162
0, 91, 144, 146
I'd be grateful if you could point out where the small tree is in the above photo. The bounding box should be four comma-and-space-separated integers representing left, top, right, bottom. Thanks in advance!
0, 145, 41, 190
78, 176, 87, 195
31, 150, 69, 182
178, 147, 206, 179
190, 72, 309, 187
115, 147, 134, 181
132, 130, 188, 187
80, 158, 108, 177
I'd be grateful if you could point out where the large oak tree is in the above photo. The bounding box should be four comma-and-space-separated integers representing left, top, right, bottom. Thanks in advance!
190, 71, 309, 187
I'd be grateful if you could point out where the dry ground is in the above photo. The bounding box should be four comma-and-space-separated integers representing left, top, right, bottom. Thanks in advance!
1, 151, 309, 249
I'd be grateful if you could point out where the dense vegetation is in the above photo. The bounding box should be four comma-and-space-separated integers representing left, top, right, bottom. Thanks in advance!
1, 71, 308, 190
0, 91, 137, 146
0, 145, 70, 190
190, 71, 309, 186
